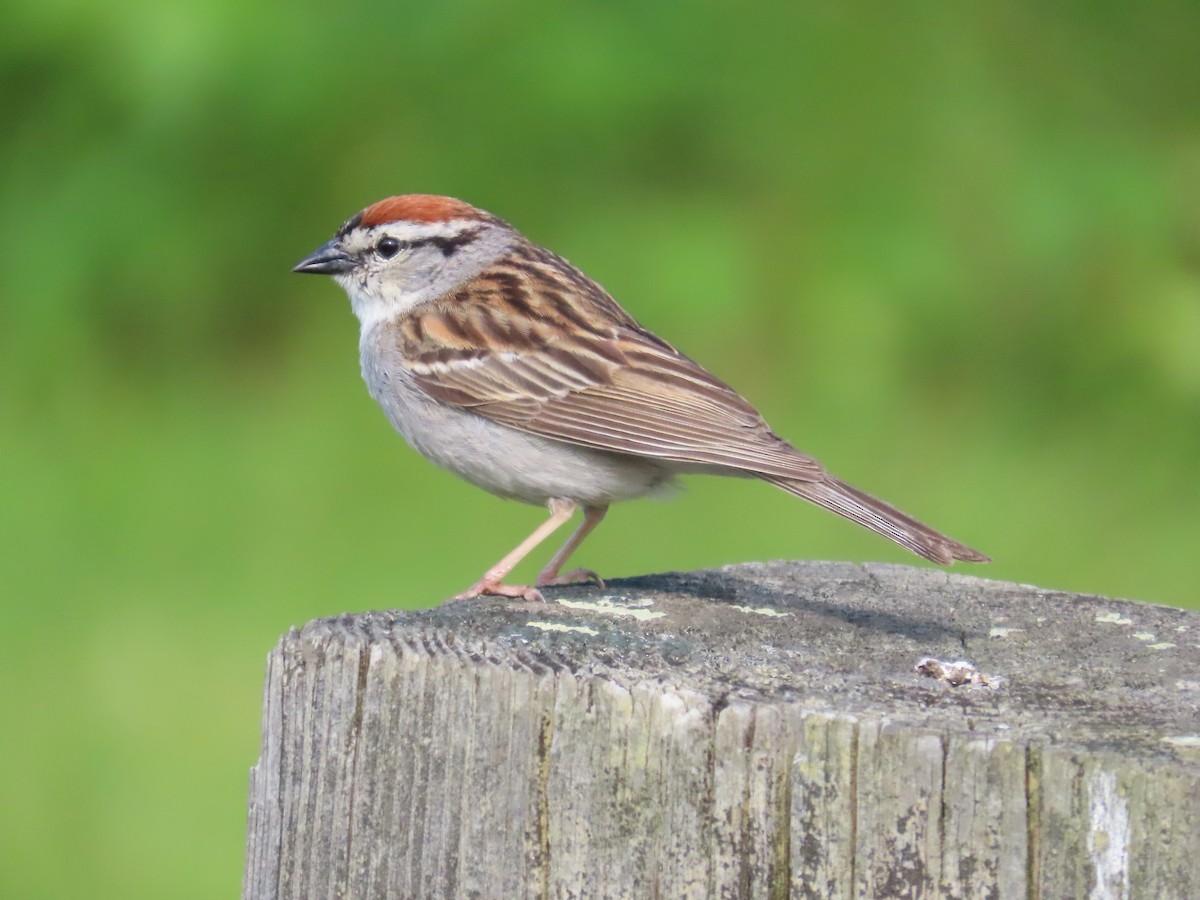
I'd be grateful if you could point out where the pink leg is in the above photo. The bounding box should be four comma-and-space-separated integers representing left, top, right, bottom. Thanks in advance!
449, 500, 579, 603
536, 505, 608, 588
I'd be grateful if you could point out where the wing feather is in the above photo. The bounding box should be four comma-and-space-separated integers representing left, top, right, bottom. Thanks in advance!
397, 250, 825, 482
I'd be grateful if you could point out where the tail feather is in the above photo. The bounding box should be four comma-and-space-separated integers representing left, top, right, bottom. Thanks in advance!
760, 474, 989, 565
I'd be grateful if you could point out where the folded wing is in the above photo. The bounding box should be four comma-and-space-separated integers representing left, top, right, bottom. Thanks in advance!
395, 285, 824, 482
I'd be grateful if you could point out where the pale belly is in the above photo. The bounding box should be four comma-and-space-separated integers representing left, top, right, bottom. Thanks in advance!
361, 351, 674, 506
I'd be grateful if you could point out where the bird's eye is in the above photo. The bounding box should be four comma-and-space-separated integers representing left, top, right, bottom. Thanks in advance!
376, 236, 403, 259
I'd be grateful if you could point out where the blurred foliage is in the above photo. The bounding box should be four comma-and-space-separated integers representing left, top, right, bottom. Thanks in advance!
3, 1, 1200, 897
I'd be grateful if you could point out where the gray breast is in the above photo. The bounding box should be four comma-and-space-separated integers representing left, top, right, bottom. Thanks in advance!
358, 330, 673, 505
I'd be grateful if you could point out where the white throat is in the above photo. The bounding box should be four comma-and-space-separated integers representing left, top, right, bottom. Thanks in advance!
340, 276, 440, 334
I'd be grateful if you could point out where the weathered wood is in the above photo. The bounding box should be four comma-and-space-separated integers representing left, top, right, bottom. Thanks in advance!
242, 562, 1200, 899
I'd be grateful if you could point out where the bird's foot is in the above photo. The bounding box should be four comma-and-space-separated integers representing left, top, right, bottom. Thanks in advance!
446, 577, 545, 604
536, 567, 605, 589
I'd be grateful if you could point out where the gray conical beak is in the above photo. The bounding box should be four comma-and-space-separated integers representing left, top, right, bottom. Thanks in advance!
293, 239, 355, 275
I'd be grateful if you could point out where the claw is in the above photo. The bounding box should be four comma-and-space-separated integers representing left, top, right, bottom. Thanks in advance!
536, 567, 605, 588
445, 578, 546, 604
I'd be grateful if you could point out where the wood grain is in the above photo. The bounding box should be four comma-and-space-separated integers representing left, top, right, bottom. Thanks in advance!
243, 562, 1200, 899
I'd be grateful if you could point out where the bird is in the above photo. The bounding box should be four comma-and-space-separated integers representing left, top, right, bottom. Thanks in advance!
294, 194, 988, 601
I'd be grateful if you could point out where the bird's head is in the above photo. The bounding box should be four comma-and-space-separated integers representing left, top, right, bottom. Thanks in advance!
294, 194, 514, 329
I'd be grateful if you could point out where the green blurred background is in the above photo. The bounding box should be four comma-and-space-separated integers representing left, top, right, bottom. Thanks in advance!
3, 1, 1199, 896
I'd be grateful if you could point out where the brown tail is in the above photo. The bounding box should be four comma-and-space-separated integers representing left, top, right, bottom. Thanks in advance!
759, 473, 989, 565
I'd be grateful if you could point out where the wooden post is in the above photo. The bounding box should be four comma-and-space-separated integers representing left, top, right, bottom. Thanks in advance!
242, 561, 1200, 899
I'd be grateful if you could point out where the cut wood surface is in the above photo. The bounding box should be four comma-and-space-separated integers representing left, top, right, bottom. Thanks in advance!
242, 561, 1200, 899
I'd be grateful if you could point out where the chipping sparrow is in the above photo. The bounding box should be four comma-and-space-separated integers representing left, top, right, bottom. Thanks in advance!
294, 195, 988, 601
